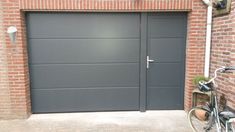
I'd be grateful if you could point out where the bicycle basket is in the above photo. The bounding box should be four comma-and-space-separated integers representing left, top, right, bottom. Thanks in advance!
198, 81, 212, 92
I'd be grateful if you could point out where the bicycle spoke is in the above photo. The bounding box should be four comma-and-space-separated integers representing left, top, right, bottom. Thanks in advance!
188, 107, 216, 132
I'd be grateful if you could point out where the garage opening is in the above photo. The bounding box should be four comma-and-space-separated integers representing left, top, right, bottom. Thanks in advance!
26, 12, 186, 113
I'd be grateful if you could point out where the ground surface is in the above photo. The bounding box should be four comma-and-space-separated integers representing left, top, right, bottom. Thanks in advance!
0, 110, 192, 132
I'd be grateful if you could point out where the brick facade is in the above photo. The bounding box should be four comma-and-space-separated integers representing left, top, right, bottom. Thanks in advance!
19, 0, 192, 10
0, 0, 30, 119
210, 0, 235, 110
0, 0, 208, 119
184, 0, 207, 111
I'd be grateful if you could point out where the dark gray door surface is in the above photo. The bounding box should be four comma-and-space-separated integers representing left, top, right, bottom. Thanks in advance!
27, 12, 186, 113
27, 13, 140, 113
146, 13, 187, 110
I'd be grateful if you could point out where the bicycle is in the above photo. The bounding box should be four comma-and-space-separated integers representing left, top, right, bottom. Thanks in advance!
188, 66, 235, 132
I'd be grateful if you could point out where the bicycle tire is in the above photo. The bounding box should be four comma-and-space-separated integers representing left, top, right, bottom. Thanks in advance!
188, 107, 215, 132
227, 122, 235, 132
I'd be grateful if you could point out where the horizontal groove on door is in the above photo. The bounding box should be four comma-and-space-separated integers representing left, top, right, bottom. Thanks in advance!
149, 36, 184, 38
29, 62, 139, 65
148, 86, 181, 88
150, 62, 182, 64
28, 38, 140, 39
31, 87, 139, 90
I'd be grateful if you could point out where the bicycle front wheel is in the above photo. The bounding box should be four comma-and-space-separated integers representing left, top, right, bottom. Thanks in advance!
188, 107, 214, 132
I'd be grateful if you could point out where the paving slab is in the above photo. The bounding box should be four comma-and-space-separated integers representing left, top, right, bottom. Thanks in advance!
0, 110, 192, 132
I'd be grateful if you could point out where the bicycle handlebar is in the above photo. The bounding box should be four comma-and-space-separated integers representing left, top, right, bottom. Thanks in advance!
224, 66, 235, 71
207, 66, 235, 85
198, 66, 235, 91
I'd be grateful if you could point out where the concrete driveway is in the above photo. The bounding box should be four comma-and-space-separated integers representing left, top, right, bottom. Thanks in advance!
0, 110, 192, 132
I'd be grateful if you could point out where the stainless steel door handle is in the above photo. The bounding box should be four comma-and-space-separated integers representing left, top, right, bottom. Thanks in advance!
147, 56, 154, 69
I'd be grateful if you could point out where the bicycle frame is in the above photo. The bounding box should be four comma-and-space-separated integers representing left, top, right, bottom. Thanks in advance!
213, 95, 222, 132
205, 90, 221, 132
204, 66, 235, 132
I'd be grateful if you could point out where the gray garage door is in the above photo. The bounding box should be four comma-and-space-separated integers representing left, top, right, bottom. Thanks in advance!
27, 13, 186, 113
27, 13, 140, 113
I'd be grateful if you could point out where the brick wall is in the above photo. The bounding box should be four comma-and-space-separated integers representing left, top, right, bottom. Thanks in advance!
0, 0, 30, 119
211, 0, 235, 110
184, 0, 207, 111
19, 0, 192, 10
0, 0, 12, 119
0, 0, 207, 119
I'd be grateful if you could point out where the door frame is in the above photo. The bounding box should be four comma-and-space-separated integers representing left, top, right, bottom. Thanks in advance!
26, 12, 186, 112
140, 13, 148, 112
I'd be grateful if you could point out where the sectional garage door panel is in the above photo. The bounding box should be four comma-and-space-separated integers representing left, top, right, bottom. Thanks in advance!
148, 63, 182, 87
27, 13, 140, 113
149, 38, 184, 62
28, 39, 140, 64
27, 13, 140, 39
147, 87, 182, 109
30, 64, 139, 89
32, 88, 139, 113
148, 14, 186, 38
